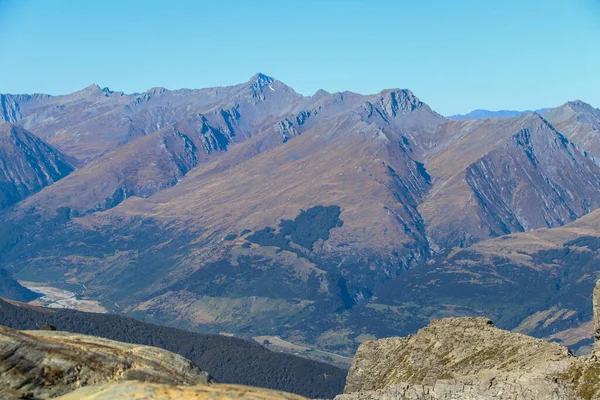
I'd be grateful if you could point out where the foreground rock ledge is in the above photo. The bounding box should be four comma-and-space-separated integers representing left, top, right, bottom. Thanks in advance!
0, 325, 211, 399
337, 317, 600, 400
55, 381, 308, 399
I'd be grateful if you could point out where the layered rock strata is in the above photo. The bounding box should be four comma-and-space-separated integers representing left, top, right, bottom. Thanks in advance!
0, 326, 211, 399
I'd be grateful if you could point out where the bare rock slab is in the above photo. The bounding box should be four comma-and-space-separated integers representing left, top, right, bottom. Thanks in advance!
0, 325, 210, 399
338, 317, 600, 400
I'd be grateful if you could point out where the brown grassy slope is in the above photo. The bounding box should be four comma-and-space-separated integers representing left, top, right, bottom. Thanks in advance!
100, 92, 441, 255
465, 207, 600, 258
382, 209, 600, 352
8, 75, 308, 216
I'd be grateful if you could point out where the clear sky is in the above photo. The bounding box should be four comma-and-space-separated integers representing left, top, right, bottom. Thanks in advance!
0, 0, 598, 115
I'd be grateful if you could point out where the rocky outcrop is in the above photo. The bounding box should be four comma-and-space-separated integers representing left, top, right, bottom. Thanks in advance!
542, 101, 600, 161
0, 123, 75, 210
337, 317, 600, 400
0, 94, 21, 123
373, 89, 425, 117
0, 326, 211, 399
56, 381, 308, 400
276, 118, 301, 142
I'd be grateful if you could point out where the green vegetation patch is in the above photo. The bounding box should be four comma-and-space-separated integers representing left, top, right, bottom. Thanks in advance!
246, 205, 343, 251
560, 362, 600, 400
280, 205, 343, 250
565, 236, 600, 251
223, 233, 238, 241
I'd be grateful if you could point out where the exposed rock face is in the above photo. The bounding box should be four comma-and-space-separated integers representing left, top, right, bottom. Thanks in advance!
543, 101, 600, 161
465, 122, 600, 228
0, 94, 21, 123
56, 382, 308, 400
0, 123, 75, 210
421, 114, 600, 249
338, 317, 600, 400
0, 325, 210, 399
3, 73, 303, 162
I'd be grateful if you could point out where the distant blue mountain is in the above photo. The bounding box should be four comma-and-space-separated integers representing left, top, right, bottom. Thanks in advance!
448, 108, 552, 120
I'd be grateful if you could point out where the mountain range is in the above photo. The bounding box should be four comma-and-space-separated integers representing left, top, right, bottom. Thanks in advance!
1, 73, 600, 357
448, 107, 553, 120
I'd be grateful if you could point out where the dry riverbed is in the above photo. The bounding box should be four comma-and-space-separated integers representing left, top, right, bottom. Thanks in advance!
19, 281, 107, 313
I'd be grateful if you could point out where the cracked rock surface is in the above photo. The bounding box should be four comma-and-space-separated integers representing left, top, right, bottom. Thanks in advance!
337, 317, 600, 400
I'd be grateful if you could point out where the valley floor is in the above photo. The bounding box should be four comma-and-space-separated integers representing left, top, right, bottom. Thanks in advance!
19, 281, 106, 313
253, 335, 353, 368
17, 281, 351, 368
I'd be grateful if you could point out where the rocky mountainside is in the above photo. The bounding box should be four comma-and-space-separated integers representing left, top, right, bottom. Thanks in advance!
0, 123, 75, 210
449, 102, 600, 158
1, 75, 600, 359
0, 325, 211, 399
422, 113, 600, 249
0, 74, 306, 214
337, 317, 600, 400
542, 100, 600, 160
0, 74, 303, 162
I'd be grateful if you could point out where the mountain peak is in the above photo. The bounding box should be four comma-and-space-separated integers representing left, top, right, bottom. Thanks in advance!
567, 99, 587, 107
146, 87, 168, 95
519, 110, 551, 127
249, 73, 275, 88
71, 83, 104, 97
371, 88, 424, 115
84, 83, 102, 91
565, 99, 596, 113
313, 89, 331, 99
377, 88, 419, 102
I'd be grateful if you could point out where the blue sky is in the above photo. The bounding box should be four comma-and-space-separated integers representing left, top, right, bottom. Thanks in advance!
0, 0, 598, 115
